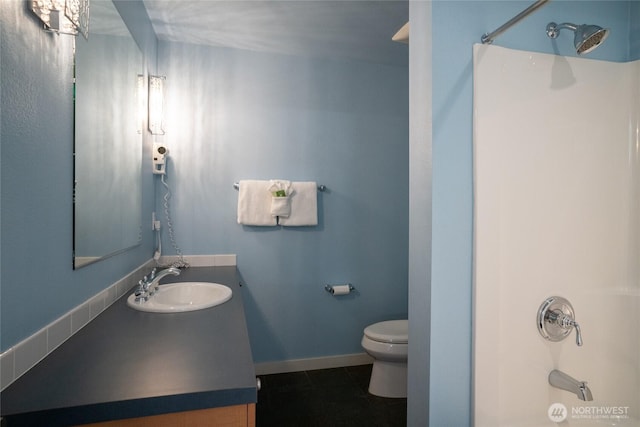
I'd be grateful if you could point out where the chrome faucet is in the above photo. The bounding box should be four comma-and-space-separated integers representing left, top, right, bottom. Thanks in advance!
134, 267, 181, 302
549, 369, 593, 401
147, 267, 181, 294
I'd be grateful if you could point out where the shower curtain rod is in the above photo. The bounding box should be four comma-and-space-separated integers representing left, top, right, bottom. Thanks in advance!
481, 0, 550, 45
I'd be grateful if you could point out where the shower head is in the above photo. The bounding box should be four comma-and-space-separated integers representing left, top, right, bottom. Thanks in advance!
546, 22, 609, 55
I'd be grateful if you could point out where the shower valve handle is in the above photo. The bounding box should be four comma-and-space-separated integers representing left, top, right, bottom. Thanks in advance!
573, 321, 583, 347
537, 296, 583, 347
554, 311, 583, 347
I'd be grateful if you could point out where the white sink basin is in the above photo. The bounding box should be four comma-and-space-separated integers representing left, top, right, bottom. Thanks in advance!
127, 282, 232, 313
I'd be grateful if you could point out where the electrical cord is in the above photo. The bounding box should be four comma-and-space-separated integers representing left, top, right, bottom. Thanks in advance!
156, 173, 189, 269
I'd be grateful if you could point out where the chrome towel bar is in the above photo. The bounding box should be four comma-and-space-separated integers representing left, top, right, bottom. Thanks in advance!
233, 182, 326, 192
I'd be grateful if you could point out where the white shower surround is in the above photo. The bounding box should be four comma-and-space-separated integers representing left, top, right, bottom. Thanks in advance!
473, 44, 639, 426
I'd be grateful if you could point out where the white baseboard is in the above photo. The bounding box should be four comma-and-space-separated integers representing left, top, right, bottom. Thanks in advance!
254, 353, 373, 376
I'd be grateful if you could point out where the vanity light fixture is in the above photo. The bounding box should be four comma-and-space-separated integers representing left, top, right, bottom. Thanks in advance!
148, 75, 166, 135
31, 0, 90, 39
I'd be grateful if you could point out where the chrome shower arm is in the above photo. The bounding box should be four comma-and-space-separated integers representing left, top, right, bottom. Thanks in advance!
546, 22, 578, 38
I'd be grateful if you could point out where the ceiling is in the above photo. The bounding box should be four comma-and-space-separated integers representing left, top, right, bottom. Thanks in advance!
142, 0, 409, 65
92, 0, 131, 36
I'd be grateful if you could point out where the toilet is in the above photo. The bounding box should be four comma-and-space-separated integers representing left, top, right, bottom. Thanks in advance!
361, 319, 408, 398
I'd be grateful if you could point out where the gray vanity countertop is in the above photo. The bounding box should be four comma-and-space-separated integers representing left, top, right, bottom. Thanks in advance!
0, 266, 257, 427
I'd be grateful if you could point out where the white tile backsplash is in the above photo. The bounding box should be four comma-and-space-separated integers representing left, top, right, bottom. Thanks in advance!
47, 315, 72, 353
212, 254, 237, 266
0, 349, 15, 390
14, 328, 47, 379
71, 303, 91, 335
116, 274, 136, 297
159, 254, 237, 267
106, 285, 118, 306
89, 292, 106, 318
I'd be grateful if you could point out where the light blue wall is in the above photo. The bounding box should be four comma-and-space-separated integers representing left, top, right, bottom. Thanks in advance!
156, 41, 409, 362
428, 1, 632, 425
0, 0, 157, 351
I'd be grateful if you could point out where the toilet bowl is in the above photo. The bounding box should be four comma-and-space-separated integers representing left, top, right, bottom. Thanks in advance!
361, 319, 408, 398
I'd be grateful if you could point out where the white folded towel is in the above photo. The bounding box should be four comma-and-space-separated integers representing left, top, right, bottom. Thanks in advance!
279, 181, 318, 226
237, 180, 277, 226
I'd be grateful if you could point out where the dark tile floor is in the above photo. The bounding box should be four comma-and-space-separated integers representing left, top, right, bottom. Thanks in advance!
256, 364, 407, 427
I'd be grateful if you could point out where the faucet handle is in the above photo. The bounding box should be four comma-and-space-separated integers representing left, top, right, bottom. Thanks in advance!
135, 279, 145, 295
573, 321, 583, 346
537, 296, 583, 347
557, 312, 583, 347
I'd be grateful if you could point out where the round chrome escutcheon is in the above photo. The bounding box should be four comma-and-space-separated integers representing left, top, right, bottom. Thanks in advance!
537, 296, 575, 342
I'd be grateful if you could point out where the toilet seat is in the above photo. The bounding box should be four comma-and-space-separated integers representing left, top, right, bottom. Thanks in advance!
364, 320, 408, 344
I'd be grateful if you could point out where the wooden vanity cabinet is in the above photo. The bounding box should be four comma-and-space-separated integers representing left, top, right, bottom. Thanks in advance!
77, 403, 255, 427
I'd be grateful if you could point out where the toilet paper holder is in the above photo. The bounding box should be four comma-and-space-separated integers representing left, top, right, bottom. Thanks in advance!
325, 284, 355, 295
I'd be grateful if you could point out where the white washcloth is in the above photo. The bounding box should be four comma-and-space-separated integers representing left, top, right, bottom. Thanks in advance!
279, 181, 318, 226
237, 180, 277, 226
268, 180, 292, 196
268, 179, 293, 218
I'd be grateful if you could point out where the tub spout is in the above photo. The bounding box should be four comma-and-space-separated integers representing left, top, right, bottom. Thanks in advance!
578, 384, 593, 401
549, 369, 593, 401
